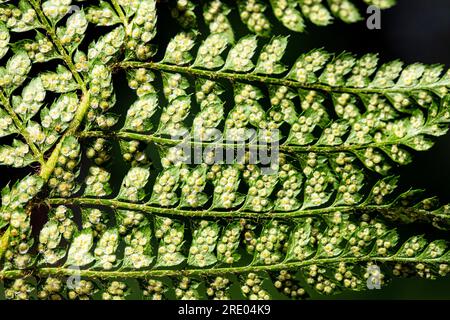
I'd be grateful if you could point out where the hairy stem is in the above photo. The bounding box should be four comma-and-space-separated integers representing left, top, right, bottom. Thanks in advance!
46, 197, 444, 221
48, 196, 354, 219
0, 255, 446, 280
39, 142, 61, 181
0, 90, 44, 165
39, 92, 91, 181
117, 61, 445, 95
0, 227, 10, 262
78, 130, 410, 154
66, 92, 91, 135
110, 0, 129, 30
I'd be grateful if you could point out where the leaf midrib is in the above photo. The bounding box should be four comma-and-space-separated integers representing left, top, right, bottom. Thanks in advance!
118, 61, 450, 95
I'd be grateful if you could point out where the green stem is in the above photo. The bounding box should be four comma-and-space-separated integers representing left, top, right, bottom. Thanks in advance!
117, 61, 445, 95
48, 196, 449, 223
46, 197, 442, 221
39, 142, 61, 181
0, 90, 44, 165
0, 227, 10, 262
110, 0, 129, 30
39, 92, 90, 181
66, 92, 91, 135
78, 130, 408, 154
46, 197, 361, 219
0, 255, 446, 280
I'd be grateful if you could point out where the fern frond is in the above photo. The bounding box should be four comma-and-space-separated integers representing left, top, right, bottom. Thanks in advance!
107, 33, 450, 177
0, 0, 450, 301
200, 0, 396, 37
2, 210, 450, 300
